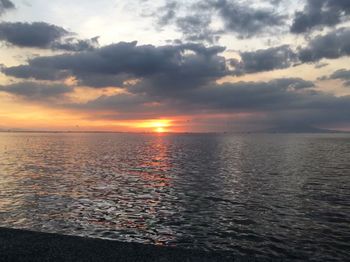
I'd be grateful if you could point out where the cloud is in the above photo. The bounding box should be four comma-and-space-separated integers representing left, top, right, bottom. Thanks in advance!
64, 77, 350, 129
0, 0, 14, 16
231, 27, 350, 74
175, 15, 221, 44
1, 65, 70, 81
176, 78, 317, 113
328, 69, 350, 87
298, 28, 350, 62
209, 0, 286, 38
0, 81, 73, 101
0, 22, 68, 48
155, 1, 221, 43
231, 45, 297, 75
4, 29, 350, 87
73, 93, 152, 113
2, 42, 228, 89
0, 22, 98, 51
156, 1, 178, 26
291, 0, 350, 33
154, 0, 285, 42
51, 36, 99, 52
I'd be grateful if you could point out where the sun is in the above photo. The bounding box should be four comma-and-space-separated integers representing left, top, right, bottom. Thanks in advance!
151, 121, 169, 133
134, 119, 172, 133
155, 127, 165, 133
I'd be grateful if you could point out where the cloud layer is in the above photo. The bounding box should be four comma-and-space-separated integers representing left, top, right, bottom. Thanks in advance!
0, 0, 350, 131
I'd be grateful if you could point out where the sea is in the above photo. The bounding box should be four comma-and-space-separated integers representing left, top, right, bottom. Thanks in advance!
0, 132, 349, 260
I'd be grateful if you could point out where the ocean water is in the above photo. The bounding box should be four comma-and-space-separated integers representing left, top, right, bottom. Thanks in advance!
0, 133, 349, 260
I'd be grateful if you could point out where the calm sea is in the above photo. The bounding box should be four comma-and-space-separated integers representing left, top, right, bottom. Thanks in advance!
0, 133, 349, 260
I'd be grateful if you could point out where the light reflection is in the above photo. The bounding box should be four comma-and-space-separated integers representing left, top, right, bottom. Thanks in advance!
1, 133, 349, 257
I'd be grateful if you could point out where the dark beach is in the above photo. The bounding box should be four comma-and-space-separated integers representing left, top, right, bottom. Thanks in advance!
0, 227, 238, 262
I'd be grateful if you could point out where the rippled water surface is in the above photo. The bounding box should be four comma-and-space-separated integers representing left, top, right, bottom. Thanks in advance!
0, 133, 349, 260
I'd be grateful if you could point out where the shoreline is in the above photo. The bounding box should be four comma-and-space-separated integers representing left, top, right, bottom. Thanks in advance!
0, 227, 238, 262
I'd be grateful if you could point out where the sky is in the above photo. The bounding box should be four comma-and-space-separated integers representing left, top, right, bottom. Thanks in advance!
0, 0, 350, 132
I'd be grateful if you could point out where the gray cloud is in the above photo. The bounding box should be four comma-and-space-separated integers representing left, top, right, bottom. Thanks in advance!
2, 42, 228, 89
0, 0, 14, 16
156, 1, 178, 26
231, 27, 350, 74
155, 0, 285, 43
0, 22, 98, 51
298, 28, 350, 62
0, 22, 68, 48
51, 36, 99, 52
1, 65, 70, 81
328, 69, 350, 87
67, 78, 315, 113
291, 0, 350, 33
175, 15, 221, 44
209, 0, 286, 38
74, 93, 151, 114
178, 78, 317, 113
4, 28, 350, 88
0, 81, 73, 101
155, 1, 220, 43
65, 77, 350, 129
231, 45, 297, 75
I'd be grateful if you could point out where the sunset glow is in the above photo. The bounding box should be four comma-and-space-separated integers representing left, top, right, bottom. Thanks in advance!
0, 0, 349, 132
134, 120, 172, 133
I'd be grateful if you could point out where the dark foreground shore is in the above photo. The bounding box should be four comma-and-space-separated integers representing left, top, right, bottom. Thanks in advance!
0, 228, 238, 262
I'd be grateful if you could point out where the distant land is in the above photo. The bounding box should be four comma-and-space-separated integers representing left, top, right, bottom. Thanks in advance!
262, 125, 348, 134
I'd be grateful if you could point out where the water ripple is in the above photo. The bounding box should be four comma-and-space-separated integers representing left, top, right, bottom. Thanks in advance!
0, 133, 349, 260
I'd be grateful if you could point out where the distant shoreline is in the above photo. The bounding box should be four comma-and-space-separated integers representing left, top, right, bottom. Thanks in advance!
0, 227, 236, 262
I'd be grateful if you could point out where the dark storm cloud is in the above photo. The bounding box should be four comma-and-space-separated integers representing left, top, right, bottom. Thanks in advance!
0, 0, 14, 16
0, 82, 73, 100
298, 28, 350, 62
329, 69, 350, 87
2, 42, 228, 88
231, 45, 297, 75
0, 22, 98, 51
291, 0, 350, 33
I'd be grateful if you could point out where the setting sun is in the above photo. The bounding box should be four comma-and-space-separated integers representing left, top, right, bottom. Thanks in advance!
134, 119, 172, 133
155, 127, 165, 133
